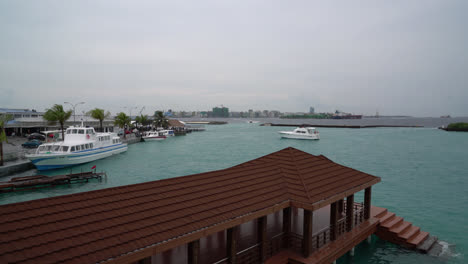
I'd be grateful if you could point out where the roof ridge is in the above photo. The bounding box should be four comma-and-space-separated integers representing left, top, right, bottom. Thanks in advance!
278, 166, 291, 199
288, 147, 312, 202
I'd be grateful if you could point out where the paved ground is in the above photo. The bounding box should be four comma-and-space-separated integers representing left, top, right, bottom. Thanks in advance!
2, 136, 36, 163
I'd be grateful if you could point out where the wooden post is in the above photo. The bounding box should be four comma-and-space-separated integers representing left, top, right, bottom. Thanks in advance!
364, 187, 372, 220
346, 194, 354, 232
283, 207, 291, 248
337, 199, 344, 215
330, 202, 338, 241
258, 216, 268, 263
188, 239, 200, 264
227, 226, 238, 264
302, 209, 313, 258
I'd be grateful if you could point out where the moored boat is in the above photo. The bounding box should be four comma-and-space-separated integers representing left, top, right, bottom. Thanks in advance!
159, 129, 175, 137
142, 131, 166, 141
25, 125, 127, 170
278, 127, 320, 140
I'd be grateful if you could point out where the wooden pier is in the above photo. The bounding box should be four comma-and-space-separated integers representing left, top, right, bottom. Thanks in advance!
0, 171, 106, 193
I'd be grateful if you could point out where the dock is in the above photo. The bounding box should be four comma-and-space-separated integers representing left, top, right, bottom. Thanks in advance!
0, 171, 106, 193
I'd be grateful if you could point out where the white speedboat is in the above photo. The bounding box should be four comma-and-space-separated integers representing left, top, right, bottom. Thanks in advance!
278, 127, 320, 140
142, 131, 166, 141
247, 120, 259, 123
26, 125, 127, 170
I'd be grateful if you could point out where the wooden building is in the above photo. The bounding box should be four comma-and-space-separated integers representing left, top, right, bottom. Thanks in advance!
0, 147, 385, 263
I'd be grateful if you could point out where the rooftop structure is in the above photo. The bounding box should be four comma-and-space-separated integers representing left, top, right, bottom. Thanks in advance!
0, 147, 435, 264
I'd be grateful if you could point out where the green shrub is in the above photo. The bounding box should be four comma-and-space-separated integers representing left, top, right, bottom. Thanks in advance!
447, 122, 468, 131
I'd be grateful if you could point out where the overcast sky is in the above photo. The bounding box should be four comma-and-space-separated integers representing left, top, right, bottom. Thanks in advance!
1, 0, 467, 116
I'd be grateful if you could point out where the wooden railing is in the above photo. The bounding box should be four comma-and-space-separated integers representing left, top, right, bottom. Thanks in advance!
209, 204, 365, 263
287, 203, 365, 256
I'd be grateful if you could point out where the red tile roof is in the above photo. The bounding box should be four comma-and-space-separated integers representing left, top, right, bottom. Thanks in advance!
168, 119, 185, 127
0, 147, 380, 264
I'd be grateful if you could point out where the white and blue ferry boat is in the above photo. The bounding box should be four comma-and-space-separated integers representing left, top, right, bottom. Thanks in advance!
26, 125, 127, 170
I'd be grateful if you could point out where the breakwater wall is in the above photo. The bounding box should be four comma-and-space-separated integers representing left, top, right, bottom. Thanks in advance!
0, 161, 35, 178
262, 123, 423, 128
122, 135, 142, 144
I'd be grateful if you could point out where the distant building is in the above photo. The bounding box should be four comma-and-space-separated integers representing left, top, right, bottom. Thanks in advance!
309, 107, 315, 114
1, 107, 115, 135
163, 109, 173, 117
212, 106, 229, 118
248, 109, 254, 118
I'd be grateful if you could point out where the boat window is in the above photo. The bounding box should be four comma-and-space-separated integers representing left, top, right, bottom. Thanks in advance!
78, 129, 84, 134
81, 144, 86, 150
38, 146, 45, 151
85, 144, 90, 149
61, 146, 69, 152
71, 146, 75, 152
45, 145, 52, 151
72, 129, 77, 134
67, 130, 72, 134
52, 146, 60, 151
76, 145, 81, 151
89, 143, 93, 148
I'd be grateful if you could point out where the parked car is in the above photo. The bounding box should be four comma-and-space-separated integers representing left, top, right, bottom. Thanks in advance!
22, 139, 43, 148
118, 130, 132, 136
27, 133, 46, 141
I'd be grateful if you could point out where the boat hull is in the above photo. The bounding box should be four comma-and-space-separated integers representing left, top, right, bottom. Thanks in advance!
26, 144, 128, 170
279, 132, 320, 140
142, 136, 166, 141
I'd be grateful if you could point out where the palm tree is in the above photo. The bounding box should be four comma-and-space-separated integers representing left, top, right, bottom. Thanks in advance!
43, 104, 72, 141
154, 111, 169, 129
135, 114, 150, 130
114, 112, 131, 138
0, 114, 13, 166
87, 108, 111, 132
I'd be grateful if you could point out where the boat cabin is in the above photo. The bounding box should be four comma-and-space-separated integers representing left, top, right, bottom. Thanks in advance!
34, 127, 122, 154
294, 127, 317, 134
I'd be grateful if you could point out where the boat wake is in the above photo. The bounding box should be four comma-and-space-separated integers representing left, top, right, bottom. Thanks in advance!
430, 240, 461, 260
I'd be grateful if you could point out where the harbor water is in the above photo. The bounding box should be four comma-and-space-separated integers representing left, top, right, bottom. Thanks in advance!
1, 120, 467, 264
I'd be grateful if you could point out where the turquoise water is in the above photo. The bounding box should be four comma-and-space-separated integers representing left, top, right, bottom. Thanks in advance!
1, 123, 467, 263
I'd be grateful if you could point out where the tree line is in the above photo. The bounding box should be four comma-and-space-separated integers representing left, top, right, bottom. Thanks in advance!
0, 105, 170, 165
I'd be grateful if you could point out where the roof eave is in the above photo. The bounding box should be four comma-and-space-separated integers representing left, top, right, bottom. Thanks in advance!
291, 177, 381, 211
106, 200, 291, 264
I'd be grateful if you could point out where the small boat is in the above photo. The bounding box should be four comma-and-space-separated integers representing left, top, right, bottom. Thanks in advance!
25, 125, 127, 170
247, 120, 259, 124
142, 131, 167, 141
278, 127, 320, 140
159, 130, 175, 137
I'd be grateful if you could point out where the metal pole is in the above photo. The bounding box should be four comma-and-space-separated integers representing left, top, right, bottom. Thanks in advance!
64, 102, 85, 126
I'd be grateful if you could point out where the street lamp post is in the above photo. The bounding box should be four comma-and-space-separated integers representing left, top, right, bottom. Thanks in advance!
64, 102, 85, 126
124, 106, 138, 120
